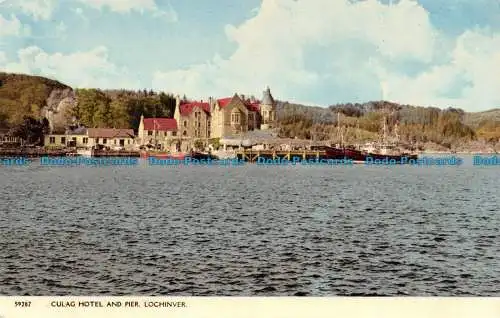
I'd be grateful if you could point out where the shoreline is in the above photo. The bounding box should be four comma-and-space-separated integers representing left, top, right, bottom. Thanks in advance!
419, 151, 499, 154
0, 151, 499, 159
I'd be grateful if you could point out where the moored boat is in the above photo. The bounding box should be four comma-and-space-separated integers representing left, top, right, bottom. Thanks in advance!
323, 145, 418, 163
366, 152, 418, 162
77, 148, 92, 157
362, 142, 418, 163
322, 146, 346, 160
190, 151, 218, 160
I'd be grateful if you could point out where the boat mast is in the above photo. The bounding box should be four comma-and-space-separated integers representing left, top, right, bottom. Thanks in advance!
356, 122, 359, 141
394, 121, 400, 143
382, 116, 388, 144
337, 112, 344, 147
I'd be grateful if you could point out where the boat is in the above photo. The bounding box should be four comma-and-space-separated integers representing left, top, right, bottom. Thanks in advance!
322, 146, 349, 160
211, 149, 237, 159
77, 148, 92, 157
323, 145, 417, 163
322, 115, 418, 163
361, 119, 418, 162
190, 151, 218, 160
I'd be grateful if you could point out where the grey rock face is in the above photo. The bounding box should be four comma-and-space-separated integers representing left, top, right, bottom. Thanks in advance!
42, 88, 76, 133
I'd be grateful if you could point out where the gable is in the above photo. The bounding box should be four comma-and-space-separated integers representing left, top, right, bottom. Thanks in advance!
180, 101, 210, 116
217, 95, 259, 112
225, 97, 249, 114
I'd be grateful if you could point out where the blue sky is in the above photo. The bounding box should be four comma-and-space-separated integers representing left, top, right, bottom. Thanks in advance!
1, 0, 500, 111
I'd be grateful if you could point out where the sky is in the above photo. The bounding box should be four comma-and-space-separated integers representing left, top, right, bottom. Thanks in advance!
1, 0, 500, 111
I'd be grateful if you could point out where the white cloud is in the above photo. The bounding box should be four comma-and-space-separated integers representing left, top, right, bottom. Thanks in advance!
0, 13, 23, 36
1, 0, 177, 22
2, 0, 56, 21
152, 0, 437, 103
77, 0, 178, 22
0, 46, 141, 89
378, 29, 500, 110
152, 0, 499, 111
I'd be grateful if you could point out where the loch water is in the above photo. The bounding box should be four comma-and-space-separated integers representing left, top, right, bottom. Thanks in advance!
0, 155, 499, 295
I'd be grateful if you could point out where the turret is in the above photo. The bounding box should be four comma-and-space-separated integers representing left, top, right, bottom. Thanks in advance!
261, 86, 274, 105
174, 95, 181, 123
138, 113, 145, 141
259, 86, 276, 130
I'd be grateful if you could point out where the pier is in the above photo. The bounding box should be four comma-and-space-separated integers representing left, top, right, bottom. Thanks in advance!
236, 149, 327, 163
92, 150, 140, 157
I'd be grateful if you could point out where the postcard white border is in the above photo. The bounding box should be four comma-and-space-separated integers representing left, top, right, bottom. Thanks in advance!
1, 297, 500, 318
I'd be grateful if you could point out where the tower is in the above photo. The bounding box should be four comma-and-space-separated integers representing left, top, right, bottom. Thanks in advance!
259, 86, 276, 130
173, 95, 181, 124
138, 113, 145, 144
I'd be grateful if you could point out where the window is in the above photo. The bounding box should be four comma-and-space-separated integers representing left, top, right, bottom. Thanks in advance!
114, 140, 117, 145
103, 138, 107, 144
183, 131, 187, 136
61, 137, 66, 144
128, 140, 131, 144
172, 131, 177, 136
120, 139, 125, 146
198, 122, 201, 128
83, 137, 88, 144
183, 121, 187, 127
148, 130, 153, 136
49, 137, 55, 144
231, 113, 240, 124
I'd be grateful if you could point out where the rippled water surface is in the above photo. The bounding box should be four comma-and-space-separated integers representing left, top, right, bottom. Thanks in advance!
1, 156, 499, 295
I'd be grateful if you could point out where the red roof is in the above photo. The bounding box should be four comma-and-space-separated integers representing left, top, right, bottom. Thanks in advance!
179, 101, 210, 116
246, 102, 260, 112
143, 118, 177, 131
217, 98, 232, 108
217, 96, 260, 111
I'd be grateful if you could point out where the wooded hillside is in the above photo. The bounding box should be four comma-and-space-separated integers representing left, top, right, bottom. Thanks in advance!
1, 72, 499, 147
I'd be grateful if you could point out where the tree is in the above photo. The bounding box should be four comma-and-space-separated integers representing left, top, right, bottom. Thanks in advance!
9, 116, 50, 145
193, 139, 204, 150
0, 112, 8, 128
